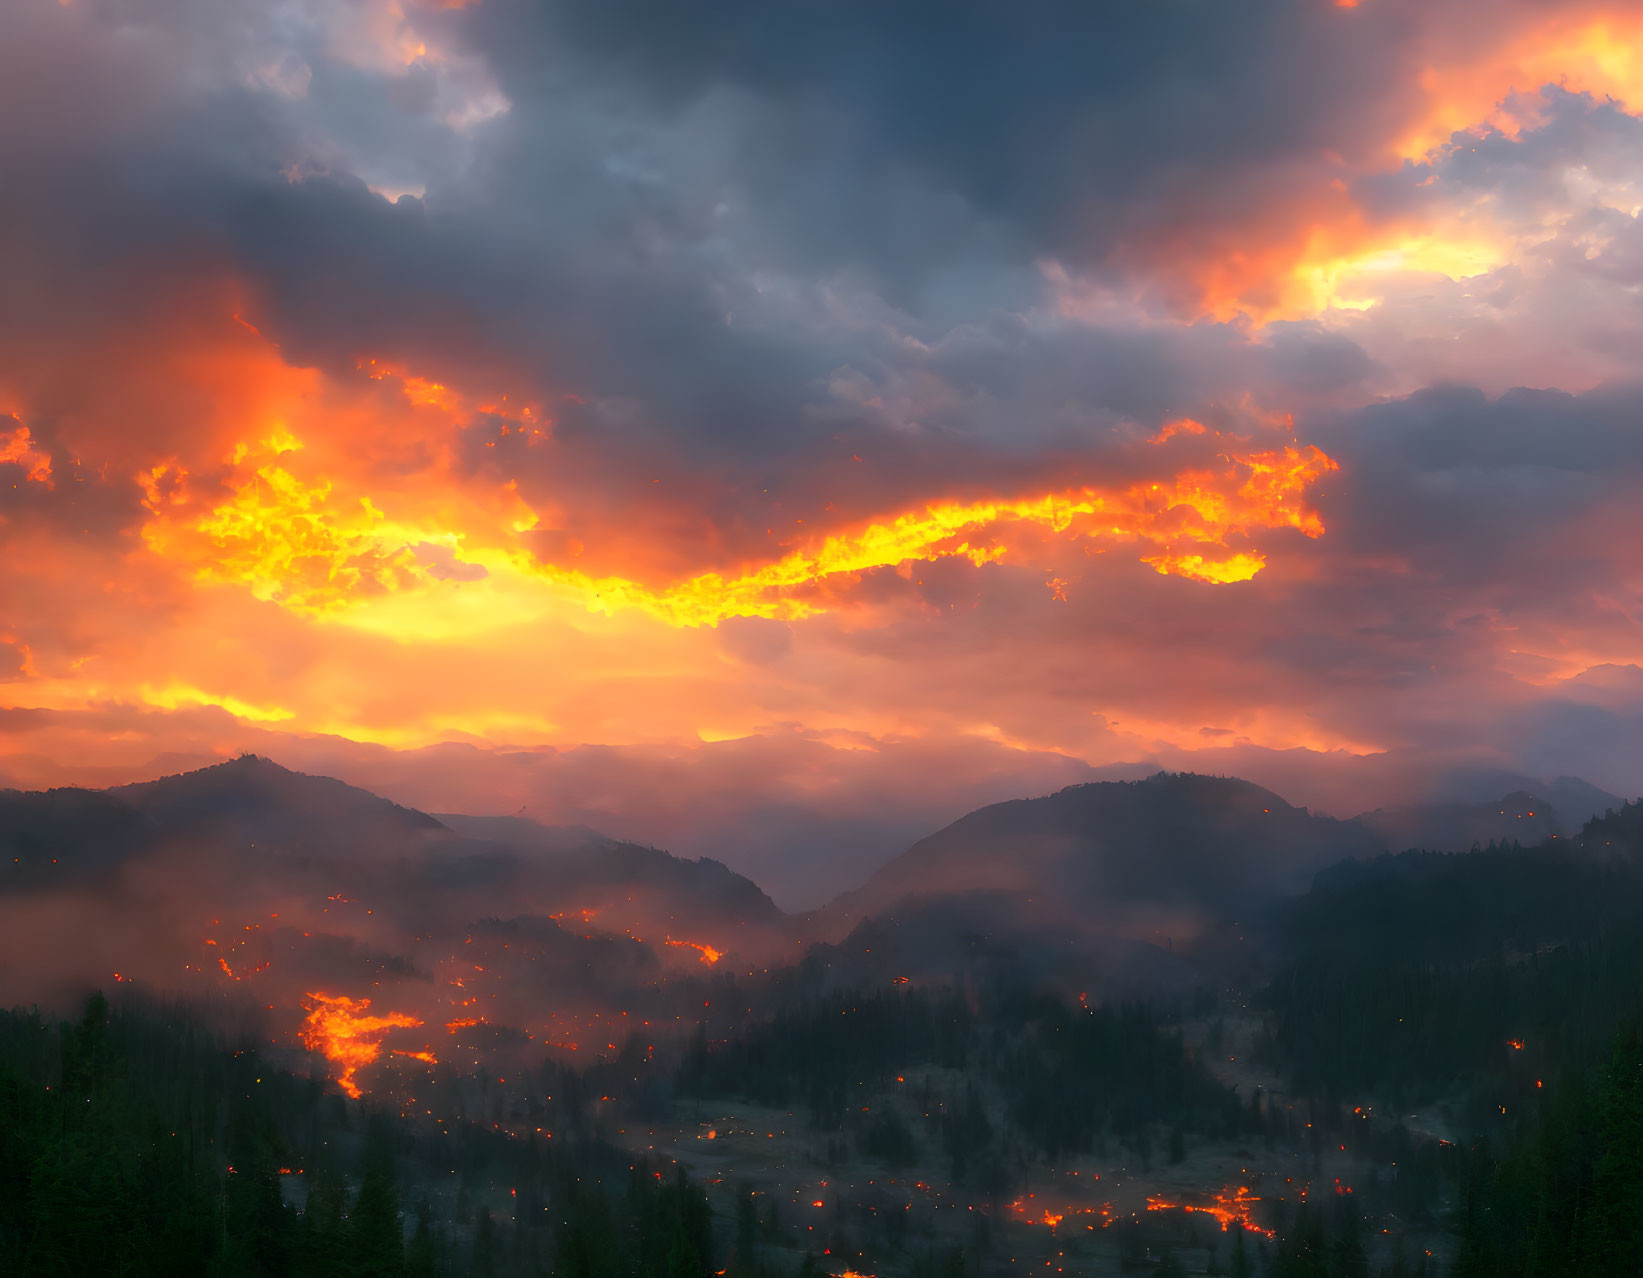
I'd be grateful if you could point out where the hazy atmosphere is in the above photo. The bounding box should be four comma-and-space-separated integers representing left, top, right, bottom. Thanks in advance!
6, 0, 1643, 904
4, 3, 1643, 1277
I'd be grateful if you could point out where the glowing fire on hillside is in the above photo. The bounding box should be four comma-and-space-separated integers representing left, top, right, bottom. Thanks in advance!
665, 939, 724, 965
298, 993, 425, 1099
1146, 1186, 1275, 1238
1007, 1195, 1111, 1229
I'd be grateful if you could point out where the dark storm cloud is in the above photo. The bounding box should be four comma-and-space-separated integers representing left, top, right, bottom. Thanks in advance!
3, 0, 1639, 870
470, 0, 1409, 284
0, 0, 1397, 537
1316, 383, 1643, 595
1262, 325, 1383, 396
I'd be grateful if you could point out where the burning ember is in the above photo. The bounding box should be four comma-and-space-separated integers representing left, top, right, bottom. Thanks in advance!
298, 993, 424, 1098
1146, 1186, 1275, 1238
1006, 1195, 1109, 1229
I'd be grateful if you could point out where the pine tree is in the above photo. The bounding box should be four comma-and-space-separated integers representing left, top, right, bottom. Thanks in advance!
470, 1208, 497, 1278
222, 1112, 296, 1278
1584, 1022, 1643, 1270
299, 1157, 349, 1278
350, 1114, 404, 1278
731, 1185, 759, 1276
1155, 1249, 1188, 1278
554, 1184, 620, 1278
1331, 1202, 1369, 1278
406, 1202, 442, 1278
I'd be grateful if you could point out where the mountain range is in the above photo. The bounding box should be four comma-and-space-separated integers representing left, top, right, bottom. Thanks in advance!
2, 755, 1630, 1022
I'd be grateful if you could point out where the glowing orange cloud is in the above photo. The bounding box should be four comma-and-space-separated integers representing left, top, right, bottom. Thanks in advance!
1073, 5, 1640, 322
140, 427, 1339, 631
1121, 189, 1512, 324
1397, 12, 1643, 161
298, 992, 423, 1098
1, 422, 52, 487
141, 438, 425, 613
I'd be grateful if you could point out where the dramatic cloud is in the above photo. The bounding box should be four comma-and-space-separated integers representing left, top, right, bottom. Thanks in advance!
2, 0, 1641, 903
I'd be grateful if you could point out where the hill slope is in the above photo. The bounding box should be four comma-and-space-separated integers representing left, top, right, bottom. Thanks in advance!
828, 772, 1381, 932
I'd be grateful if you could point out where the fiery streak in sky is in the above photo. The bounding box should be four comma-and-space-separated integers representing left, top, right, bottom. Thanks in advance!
141, 430, 1338, 630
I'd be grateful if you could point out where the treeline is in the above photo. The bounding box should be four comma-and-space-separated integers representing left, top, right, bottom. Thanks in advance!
1266, 846, 1643, 1110
995, 993, 1248, 1160
678, 985, 1249, 1168
1452, 1020, 1643, 1276
0, 993, 738, 1277
678, 987, 972, 1115
1, 992, 228, 1275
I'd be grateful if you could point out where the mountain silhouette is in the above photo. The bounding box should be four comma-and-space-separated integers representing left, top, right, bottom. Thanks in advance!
0, 756, 781, 940
824, 772, 1382, 934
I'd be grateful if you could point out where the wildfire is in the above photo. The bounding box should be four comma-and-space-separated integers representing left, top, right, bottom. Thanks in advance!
201, 927, 273, 981
298, 993, 423, 1099
1007, 1196, 1108, 1230
665, 939, 724, 965
1146, 1186, 1275, 1238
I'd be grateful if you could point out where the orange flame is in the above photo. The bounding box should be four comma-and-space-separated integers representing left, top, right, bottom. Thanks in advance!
1146, 1186, 1275, 1238
298, 993, 422, 1099
665, 939, 724, 965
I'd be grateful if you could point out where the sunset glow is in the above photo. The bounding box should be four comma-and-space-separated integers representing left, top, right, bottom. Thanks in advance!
0, 0, 1639, 911
3, 3, 1642, 1273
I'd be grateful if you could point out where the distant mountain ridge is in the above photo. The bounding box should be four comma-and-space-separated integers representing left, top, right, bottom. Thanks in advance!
823, 772, 1384, 932
3, 754, 1638, 1035
5, 756, 1633, 997
114, 754, 447, 844
0, 755, 783, 936
437, 811, 784, 930
1353, 776, 1624, 853
1354, 790, 1565, 853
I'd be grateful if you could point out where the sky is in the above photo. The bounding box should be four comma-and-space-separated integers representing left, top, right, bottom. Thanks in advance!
3, 0, 1643, 906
